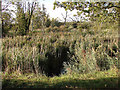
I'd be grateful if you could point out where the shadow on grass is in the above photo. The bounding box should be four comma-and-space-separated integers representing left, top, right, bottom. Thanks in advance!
2, 77, 118, 89
2, 78, 50, 88
52, 77, 118, 89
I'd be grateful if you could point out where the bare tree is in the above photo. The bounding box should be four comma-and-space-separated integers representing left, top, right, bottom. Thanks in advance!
41, 4, 46, 33
61, 10, 68, 25
24, 2, 37, 32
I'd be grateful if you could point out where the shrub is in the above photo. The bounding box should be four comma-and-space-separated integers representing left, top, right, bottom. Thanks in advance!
45, 27, 51, 32
51, 18, 62, 27
52, 26, 60, 32
64, 41, 98, 74
45, 19, 51, 27
59, 25, 65, 31
78, 22, 92, 30
96, 52, 114, 71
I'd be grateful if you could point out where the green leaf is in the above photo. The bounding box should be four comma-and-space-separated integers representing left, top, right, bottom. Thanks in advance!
53, 6, 56, 10
12, 2, 14, 4
65, 8, 67, 11
73, 2, 77, 5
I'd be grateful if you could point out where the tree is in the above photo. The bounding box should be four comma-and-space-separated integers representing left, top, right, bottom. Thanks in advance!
1, 1, 15, 36
26, 2, 37, 32
2, 12, 12, 36
15, 1, 36, 35
51, 18, 62, 27
54, 1, 120, 65
31, 4, 51, 30
53, 1, 120, 23
44, 14, 51, 27
61, 10, 68, 25
16, 2, 27, 35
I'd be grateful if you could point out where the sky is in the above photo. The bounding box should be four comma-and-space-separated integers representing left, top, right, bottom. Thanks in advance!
39, 0, 78, 22
2, 0, 81, 22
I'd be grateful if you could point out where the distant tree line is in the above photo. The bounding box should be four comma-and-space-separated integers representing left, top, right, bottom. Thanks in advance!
2, 1, 64, 36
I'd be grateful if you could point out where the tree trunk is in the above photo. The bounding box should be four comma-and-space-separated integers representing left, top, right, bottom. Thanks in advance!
118, 2, 120, 70
26, 2, 36, 33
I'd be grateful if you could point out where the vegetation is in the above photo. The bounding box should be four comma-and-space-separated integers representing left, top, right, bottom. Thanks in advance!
2, 68, 118, 88
1, 0, 119, 89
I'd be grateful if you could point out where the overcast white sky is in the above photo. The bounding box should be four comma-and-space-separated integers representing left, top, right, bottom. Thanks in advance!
39, 0, 78, 22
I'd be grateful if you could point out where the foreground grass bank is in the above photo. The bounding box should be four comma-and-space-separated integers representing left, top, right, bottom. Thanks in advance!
2, 67, 119, 88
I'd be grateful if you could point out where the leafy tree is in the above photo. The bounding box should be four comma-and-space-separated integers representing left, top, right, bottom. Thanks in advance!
15, 1, 36, 35
54, 1, 120, 23
51, 18, 62, 27
53, 1, 120, 71
31, 4, 42, 29
16, 2, 27, 35
1, 1, 14, 36
31, 4, 51, 29
2, 12, 12, 36
44, 15, 51, 27
54, 1, 120, 47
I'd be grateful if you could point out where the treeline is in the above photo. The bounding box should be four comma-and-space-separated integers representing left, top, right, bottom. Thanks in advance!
2, 1, 120, 36
2, 1, 64, 36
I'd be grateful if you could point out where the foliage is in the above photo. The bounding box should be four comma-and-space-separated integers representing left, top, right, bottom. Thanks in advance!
54, 1, 120, 24
2, 20, 119, 76
13, 2, 37, 35
2, 12, 12, 36
31, 4, 51, 30
16, 2, 27, 35
45, 18, 51, 27
51, 18, 63, 27
1, 2, 119, 89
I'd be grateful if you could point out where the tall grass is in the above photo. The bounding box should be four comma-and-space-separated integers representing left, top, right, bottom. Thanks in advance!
2, 21, 119, 76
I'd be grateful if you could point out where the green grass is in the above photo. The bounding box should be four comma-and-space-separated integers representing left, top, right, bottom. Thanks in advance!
2, 68, 118, 88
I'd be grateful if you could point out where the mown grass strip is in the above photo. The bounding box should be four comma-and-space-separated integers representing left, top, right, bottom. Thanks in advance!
2, 68, 118, 88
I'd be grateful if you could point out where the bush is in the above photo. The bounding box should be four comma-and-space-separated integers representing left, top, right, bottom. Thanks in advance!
45, 19, 51, 27
51, 18, 63, 27
52, 26, 60, 32
64, 41, 98, 74
63, 35, 117, 74
96, 52, 114, 71
45, 27, 51, 32
78, 22, 92, 30
59, 25, 65, 31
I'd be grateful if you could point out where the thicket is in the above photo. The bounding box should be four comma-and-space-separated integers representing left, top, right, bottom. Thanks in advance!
2, 21, 119, 77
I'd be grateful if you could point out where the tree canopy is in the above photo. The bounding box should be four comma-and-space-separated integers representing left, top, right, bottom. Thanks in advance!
53, 1, 120, 23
